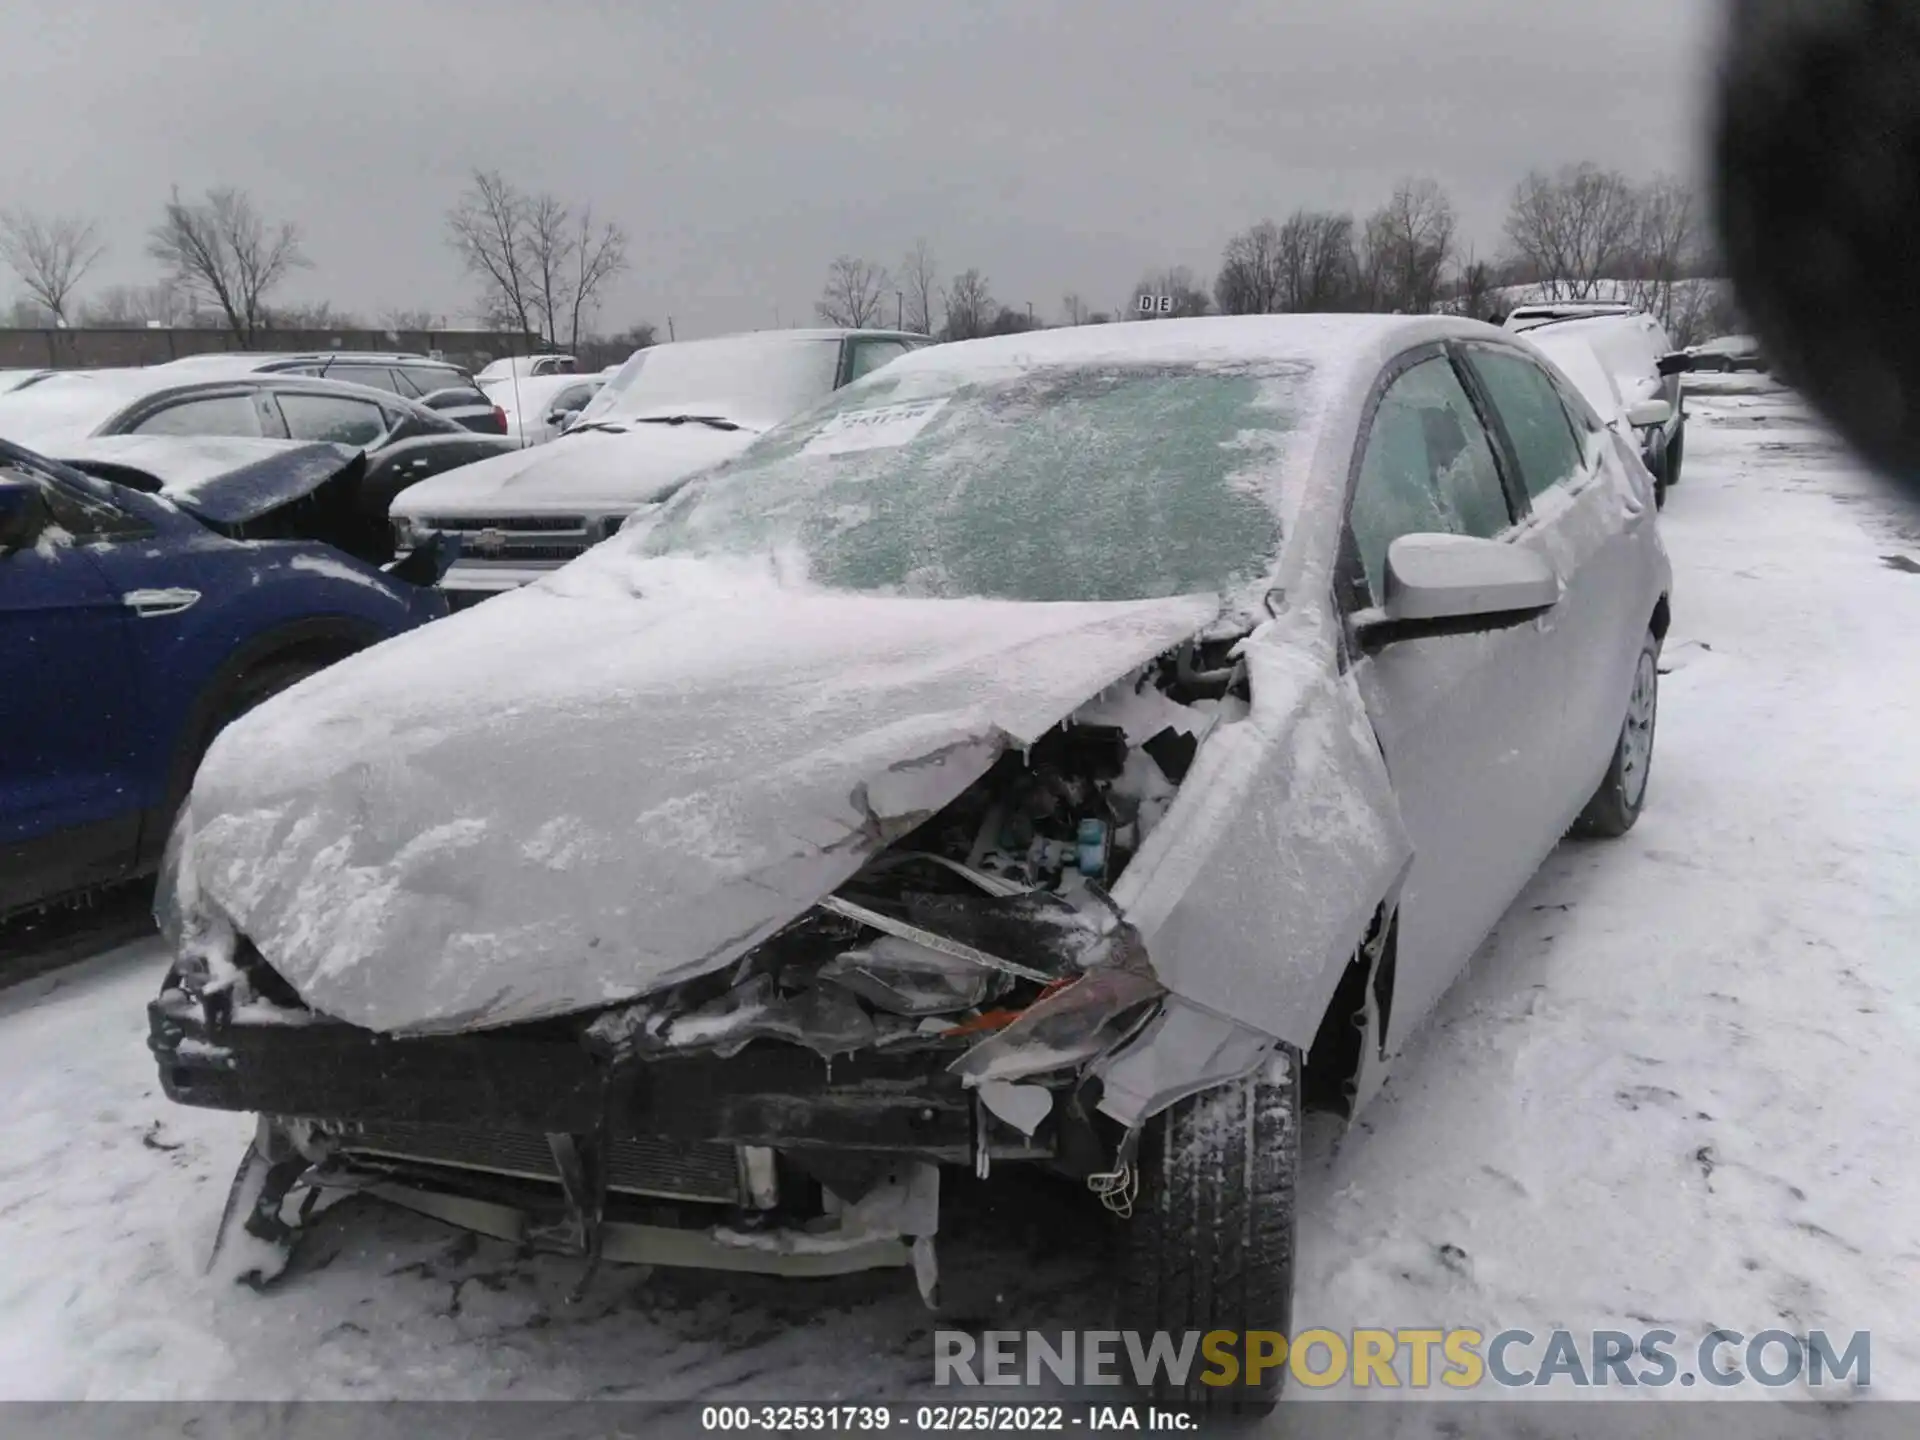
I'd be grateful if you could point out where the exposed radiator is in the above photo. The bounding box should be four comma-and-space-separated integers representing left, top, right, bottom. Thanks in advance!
329, 1119, 745, 1205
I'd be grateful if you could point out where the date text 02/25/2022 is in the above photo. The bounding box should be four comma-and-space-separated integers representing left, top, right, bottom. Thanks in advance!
699, 1403, 1196, 1432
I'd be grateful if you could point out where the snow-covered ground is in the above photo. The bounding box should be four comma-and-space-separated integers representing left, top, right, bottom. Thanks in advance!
2, 374, 1917, 1425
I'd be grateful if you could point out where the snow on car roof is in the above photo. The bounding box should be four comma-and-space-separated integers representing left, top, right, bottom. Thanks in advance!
0, 369, 173, 450
882, 313, 1486, 376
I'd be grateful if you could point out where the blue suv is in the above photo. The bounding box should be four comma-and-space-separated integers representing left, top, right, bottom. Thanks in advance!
0, 435, 449, 915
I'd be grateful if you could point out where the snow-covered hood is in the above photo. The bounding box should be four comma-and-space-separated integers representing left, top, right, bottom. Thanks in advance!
388, 424, 751, 517
55, 435, 364, 525
167, 572, 1221, 1035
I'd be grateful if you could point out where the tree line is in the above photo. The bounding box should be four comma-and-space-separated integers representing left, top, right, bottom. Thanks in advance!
0, 161, 1735, 355
0, 171, 640, 349
814, 164, 1733, 347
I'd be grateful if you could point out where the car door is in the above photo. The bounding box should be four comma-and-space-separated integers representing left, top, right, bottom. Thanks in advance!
0, 460, 148, 909
1340, 347, 1568, 1042
1457, 339, 1659, 824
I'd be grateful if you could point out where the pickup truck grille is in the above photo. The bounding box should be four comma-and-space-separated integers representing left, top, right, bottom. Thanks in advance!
416, 513, 600, 562
330, 1118, 745, 1204
420, 514, 585, 533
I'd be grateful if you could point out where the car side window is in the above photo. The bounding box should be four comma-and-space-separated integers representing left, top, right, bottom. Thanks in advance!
128, 393, 267, 438
277, 392, 390, 446
846, 338, 912, 383
1467, 348, 1588, 501
1348, 356, 1513, 603
551, 384, 594, 414
326, 364, 402, 394
397, 366, 460, 398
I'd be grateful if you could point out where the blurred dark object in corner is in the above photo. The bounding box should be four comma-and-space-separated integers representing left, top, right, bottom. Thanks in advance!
1713, 0, 1920, 502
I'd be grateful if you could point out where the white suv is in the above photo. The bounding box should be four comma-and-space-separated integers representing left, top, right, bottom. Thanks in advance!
391, 329, 928, 606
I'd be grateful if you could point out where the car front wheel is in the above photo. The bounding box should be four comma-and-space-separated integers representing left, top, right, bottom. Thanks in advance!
1116, 1048, 1301, 1412
1663, 422, 1685, 489
1572, 630, 1660, 837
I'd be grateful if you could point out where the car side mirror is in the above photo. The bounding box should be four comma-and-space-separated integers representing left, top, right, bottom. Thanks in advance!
0, 477, 49, 553
1656, 352, 1691, 377
1626, 397, 1674, 428
1354, 533, 1560, 655
547, 408, 575, 426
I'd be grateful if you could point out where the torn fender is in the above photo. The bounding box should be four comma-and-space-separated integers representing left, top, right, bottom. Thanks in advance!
1108, 611, 1415, 1054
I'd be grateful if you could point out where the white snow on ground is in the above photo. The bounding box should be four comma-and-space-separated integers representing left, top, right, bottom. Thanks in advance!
1, 373, 1918, 1422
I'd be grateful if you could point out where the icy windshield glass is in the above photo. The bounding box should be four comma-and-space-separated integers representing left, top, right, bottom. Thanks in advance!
626, 360, 1310, 604
576, 336, 843, 429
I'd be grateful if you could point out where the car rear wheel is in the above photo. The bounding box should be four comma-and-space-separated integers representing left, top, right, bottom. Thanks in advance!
1115, 1049, 1301, 1412
1572, 630, 1660, 838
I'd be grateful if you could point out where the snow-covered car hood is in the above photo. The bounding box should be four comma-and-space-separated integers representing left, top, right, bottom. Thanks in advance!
54, 435, 364, 525
387, 425, 752, 517
165, 568, 1221, 1035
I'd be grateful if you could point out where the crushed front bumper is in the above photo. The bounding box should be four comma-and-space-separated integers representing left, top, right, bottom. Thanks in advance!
147, 992, 1050, 1166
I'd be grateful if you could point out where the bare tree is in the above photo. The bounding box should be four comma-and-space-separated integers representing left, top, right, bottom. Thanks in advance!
1215, 220, 1286, 314
1358, 179, 1456, 314
0, 211, 105, 324
82, 282, 189, 327
1453, 249, 1499, 322
5, 298, 54, 327
898, 240, 938, 335
604, 320, 658, 352
146, 187, 309, 344
816, 255, 890, 328
1502, 163, 1640, 300
1131, 266, 1211, 318
521, 192, 573, 346
447, 172, 630, 349
941, 269, 996, 340
447, 170, 539, 336
379, 306, 442, 330
266, 299, 358, 329
1281, 211, 1361, 311
563, 208, 629, 350
1061, 292, 1092, 326
985, 305, 1042, 336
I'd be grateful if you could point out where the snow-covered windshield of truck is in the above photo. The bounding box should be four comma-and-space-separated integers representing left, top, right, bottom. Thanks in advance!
576, 335, 844, 431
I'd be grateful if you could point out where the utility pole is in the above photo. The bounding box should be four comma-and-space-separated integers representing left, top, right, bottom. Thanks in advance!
896, 291, 904, 329
667, 316, 676, 342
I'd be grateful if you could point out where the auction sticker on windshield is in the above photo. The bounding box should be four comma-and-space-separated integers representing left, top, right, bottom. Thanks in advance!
802, 396, 949, 456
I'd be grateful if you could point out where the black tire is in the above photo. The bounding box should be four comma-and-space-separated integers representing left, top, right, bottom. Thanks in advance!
216, 658, 321, 732
1116, 1049, 1301, 1413
1572, 630, 1660, 838
168, 658, 324, 820
1663, 422, 1685, 489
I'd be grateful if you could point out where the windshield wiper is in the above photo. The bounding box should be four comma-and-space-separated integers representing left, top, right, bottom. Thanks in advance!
632, 414, 744, 431
567, 421, 629, 435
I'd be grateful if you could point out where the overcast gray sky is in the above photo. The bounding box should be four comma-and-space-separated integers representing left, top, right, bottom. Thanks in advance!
4, 0, 1724, 339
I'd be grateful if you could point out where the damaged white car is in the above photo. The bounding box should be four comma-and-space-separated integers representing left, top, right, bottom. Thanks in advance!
148, 314, 1671, 1408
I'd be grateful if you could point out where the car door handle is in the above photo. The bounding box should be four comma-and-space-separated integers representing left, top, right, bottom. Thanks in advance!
122, 587, 201, 618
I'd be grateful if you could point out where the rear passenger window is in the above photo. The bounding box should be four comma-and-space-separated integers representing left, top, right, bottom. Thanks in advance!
1348, 356, 1513, 603
129, 393, 265, 438
398, 367, 463, 398
1469, 349, 1586, 500
277, 393, 390, 446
